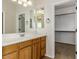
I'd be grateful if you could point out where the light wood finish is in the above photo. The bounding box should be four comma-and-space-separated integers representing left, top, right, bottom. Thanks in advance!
19, 40, 32, 59
19, 40, 32, 49
33, 43, 38, 59
19, 46, 32, 59
32, 38, 40, 44
33, 38, 41, 59
37, 41, 41, 59
41, 48, 46, 57
55, 42, 75, 59
3, 44, 18, 55
41, 36, 46, 41
2, 36, 46, 59
41, 40, 46, 49
3, 51, 18, 59
40, 36, 46, 58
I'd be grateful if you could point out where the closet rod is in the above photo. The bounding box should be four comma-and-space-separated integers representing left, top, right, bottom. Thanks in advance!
55, 12, 76, 16
55, 31, 76, 32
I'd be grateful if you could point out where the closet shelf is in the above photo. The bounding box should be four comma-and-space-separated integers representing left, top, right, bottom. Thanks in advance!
55, 12, 76, 16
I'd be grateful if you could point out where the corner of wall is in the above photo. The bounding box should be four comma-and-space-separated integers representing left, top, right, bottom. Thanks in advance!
45, 54, 55, 59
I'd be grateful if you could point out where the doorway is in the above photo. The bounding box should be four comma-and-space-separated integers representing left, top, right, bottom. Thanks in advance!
54, 1, 77, 59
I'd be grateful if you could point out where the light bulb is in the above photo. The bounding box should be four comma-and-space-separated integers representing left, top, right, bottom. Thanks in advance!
12, 0, 17, 2
23, 3, 28, 7
27, 0, 32, 6
18, 0, 22, 5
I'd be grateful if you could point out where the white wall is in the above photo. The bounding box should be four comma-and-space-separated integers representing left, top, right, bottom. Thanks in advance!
44, 0, 55, 58
55, 32, 76, 44
55, 13, 76, 31
2, 0, 16, 33
55, 6, 76, 15
53, 0, 75, 6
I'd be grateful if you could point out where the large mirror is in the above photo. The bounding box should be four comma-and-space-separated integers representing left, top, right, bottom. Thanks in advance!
2, 0, 45, 34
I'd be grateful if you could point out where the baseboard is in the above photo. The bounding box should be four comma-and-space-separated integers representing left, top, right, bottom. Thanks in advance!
45, 54, 55, 59
55, 42, 75, 46
44, 56, 54, 59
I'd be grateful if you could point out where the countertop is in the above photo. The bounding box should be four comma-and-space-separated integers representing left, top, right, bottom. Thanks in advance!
2, 33, 46, 47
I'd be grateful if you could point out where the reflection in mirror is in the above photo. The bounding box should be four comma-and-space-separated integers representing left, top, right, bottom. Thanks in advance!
35, 8, 44, 28
2, 0, 17, 34
2, 0, 45, 34
18, 14, 25, 33
30, 18, 32, 28
29, 10, 33, 28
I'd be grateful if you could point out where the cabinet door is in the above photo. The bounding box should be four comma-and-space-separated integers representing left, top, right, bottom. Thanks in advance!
19, 46, 32, 59
41, 40, 46, 49
37, 42, 41, 59
33, 44, 38, 59
41, 48, 46, 57
33, 42, 40, 59
3, 51, 18, 59
40, 37, 46, 58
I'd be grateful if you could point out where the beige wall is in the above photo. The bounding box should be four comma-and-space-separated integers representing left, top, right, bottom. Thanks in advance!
2, 0, 16, 34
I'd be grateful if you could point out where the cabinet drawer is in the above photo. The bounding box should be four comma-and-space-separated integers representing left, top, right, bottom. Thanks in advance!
41, 40, 46, 49
3, 51, 18, 59
19, 40, 32, 49
32, 38, 40, 44
40, 36, 46, 41
3, 44, 18, 55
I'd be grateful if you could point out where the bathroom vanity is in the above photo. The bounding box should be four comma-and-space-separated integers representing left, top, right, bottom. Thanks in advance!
2, 0, 46, 58
2, 35, 46, 59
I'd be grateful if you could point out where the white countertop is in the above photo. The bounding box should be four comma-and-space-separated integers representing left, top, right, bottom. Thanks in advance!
2, 33, 46, 47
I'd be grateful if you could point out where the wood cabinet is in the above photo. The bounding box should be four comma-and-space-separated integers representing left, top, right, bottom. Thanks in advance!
3, 51, 18, 59
2, 44, 18, 56
2, 36, 46, 59
2, 43, 19, 59
19, 40, 32, 59
41, 48, 46, 57
40, 36, 46, 58
19, 46, 32, 59
33, 38, 40, 59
